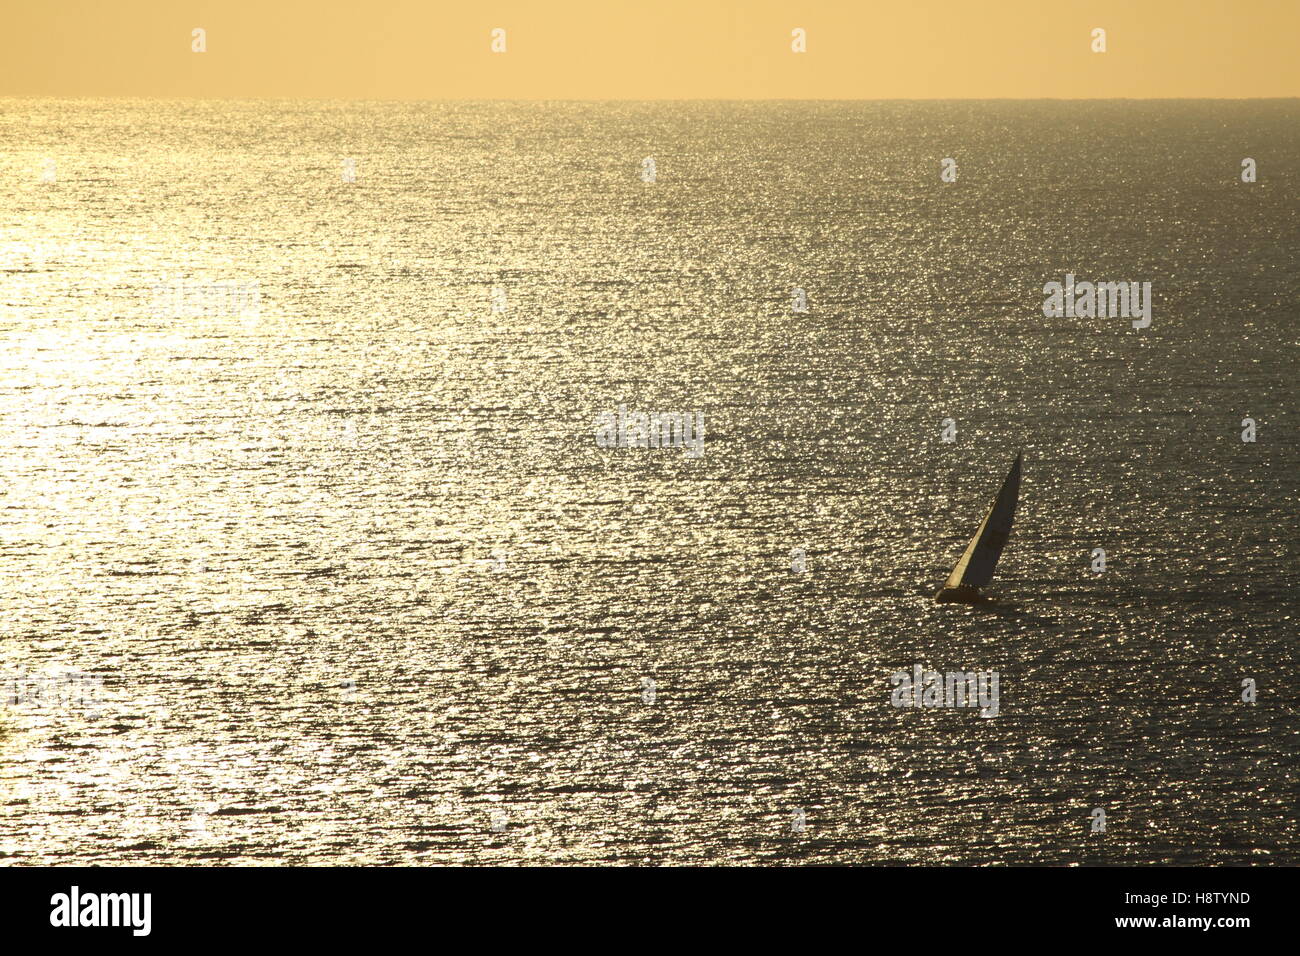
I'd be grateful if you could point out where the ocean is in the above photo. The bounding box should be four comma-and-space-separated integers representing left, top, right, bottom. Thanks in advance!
0, 99, 1296, 864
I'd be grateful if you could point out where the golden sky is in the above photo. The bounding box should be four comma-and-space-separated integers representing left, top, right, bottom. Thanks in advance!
2, 1, 1297, 99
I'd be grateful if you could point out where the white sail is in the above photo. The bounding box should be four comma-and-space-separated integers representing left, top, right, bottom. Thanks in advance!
943, 452, 1021, 590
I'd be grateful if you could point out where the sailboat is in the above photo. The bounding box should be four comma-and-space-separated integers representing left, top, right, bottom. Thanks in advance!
935, 452, 1021, 604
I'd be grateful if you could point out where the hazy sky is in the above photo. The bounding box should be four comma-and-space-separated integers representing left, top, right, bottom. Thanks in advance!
2, 1, 1297, 99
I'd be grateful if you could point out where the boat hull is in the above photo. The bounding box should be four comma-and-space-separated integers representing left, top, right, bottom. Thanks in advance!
934, 585, 995, 605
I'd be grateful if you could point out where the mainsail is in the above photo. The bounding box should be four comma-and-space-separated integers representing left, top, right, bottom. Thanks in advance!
943, 452, 1021, 591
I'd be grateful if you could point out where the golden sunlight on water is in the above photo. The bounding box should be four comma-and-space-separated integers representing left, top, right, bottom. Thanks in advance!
0, 100, 1296, 864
